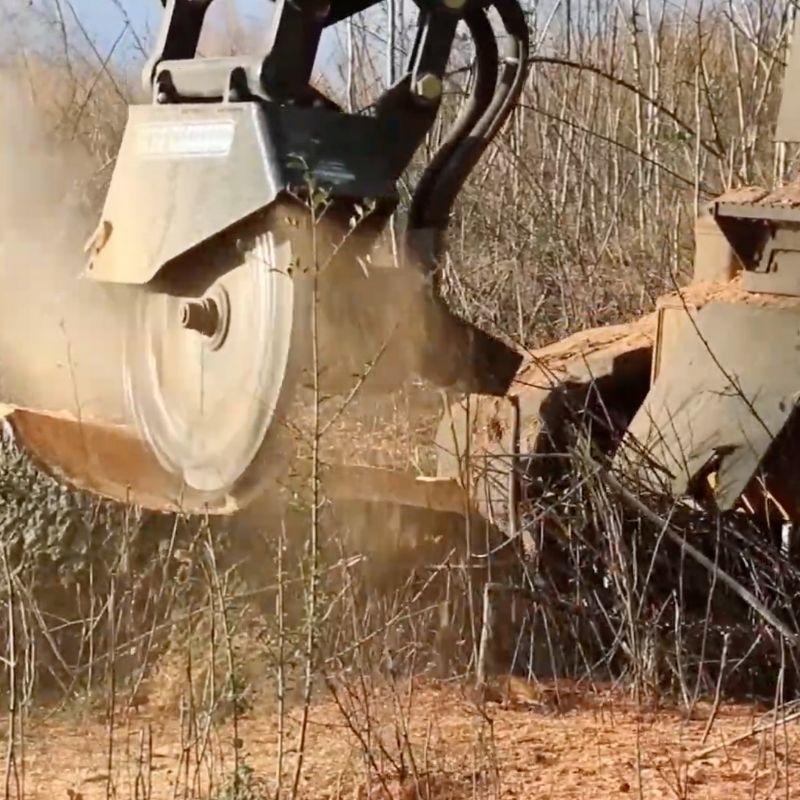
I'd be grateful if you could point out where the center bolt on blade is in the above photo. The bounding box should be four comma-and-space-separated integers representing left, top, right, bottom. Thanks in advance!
179, 289, 231, 351
180, 297, 220, 338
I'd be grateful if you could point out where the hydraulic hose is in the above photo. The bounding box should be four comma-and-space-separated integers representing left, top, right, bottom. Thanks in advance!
408, 0, 530, 275
408, 8, 499, 232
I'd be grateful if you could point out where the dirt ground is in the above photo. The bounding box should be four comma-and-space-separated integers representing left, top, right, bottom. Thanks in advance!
11, 681, 800, 799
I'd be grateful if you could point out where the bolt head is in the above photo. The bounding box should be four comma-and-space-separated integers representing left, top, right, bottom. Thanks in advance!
84, 219, 112, 257
443, 0, 467, 9
414, 74, 443, 102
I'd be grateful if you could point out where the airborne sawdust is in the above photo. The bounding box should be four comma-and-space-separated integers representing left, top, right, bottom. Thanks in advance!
0, 71, 189, 508
0, 71, 130, 425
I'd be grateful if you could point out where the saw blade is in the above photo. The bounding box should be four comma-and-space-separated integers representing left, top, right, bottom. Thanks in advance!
123, 210, 301, 505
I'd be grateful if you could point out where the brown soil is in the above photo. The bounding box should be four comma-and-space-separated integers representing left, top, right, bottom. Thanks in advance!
16, 682, 800, 799
511, 274, 800, 383
514, 312, 656, 384
512, 274, 800, 385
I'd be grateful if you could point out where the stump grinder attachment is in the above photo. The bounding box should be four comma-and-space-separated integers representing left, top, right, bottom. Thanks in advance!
2, 0, 529, 513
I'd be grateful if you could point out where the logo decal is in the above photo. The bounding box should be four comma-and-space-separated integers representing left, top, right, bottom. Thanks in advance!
136, 121, 236, 159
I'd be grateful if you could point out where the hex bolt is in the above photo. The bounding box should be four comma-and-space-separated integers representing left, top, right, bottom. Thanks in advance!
155, 79, 171, 104
180, 298, 221, 338
414, 73, 443, 103
313, 0, 331, 19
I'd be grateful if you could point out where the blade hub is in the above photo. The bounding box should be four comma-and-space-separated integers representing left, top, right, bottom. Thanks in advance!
123, 221, 298, 500
179, 287, 230, 351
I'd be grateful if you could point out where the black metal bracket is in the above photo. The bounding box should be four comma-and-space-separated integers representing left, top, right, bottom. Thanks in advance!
145, 0, 216, 85
145, 0, 466, 171
259, 0, 329, 99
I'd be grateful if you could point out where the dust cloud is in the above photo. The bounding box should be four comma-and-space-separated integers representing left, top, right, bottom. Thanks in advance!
0, 71, 130, 425
0, 67, 469, 513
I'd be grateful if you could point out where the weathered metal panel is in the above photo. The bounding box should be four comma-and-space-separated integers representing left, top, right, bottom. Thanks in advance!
692, 212, 737, 283
777, 17, 800, 143
86, 101, 402, 285
618, 301, 800, 508
87, 102, 282, 284
651, 299, 697, 383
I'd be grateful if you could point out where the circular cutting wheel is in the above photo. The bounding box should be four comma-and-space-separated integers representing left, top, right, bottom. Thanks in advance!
123, 226, 301, 504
